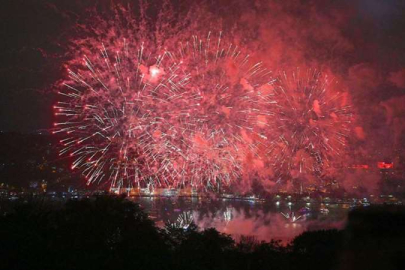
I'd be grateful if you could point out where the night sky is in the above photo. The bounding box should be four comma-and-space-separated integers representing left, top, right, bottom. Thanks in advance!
1, 0, 405, 159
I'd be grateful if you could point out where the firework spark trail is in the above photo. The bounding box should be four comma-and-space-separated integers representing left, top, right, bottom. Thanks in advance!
262, 70, 353, 188
52, 1, 354, 192
54, 41, 196, 190
54, 35, 352, 192
50, 1, 285, 192
54, 31, 275, 191
164, 32, 274, 190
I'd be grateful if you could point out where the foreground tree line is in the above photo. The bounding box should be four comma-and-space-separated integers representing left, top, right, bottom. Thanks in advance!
0, 196, 404, 270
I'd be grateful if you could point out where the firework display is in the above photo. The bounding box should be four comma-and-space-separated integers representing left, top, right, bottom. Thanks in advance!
167, 32, 273, 189
54, 42, 193, 190
53, 10, 353, 192
264, 71, 352, 187
54, 31, 277, 191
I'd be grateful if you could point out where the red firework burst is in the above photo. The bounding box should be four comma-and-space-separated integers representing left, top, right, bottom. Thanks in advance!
164, 32, 273, 189
263, 70, 353, 187
54, 41, 194, 190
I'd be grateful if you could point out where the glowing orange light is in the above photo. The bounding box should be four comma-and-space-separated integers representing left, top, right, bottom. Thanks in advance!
377, 162, 393, 169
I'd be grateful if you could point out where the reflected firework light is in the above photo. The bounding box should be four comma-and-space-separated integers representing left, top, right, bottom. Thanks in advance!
175, 211, 194, 229
281, 206, 303, 223
280, 212, 302, 223
165, 211, 194, 230
264, 70, 353, 189
223, 207, 233, 224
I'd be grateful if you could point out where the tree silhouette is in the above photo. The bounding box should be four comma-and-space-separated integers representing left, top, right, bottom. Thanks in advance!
1, 197, 404, 270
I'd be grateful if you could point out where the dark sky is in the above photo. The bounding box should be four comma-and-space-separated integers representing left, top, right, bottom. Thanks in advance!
1, 0, 405, 149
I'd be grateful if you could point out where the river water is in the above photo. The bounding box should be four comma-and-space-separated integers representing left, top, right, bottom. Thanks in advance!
130, 196, 350, 243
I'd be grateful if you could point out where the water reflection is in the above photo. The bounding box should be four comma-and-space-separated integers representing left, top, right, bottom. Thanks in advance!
130, 196, 349, 242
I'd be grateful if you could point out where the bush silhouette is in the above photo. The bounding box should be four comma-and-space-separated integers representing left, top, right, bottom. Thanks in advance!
1, 197, 404, 270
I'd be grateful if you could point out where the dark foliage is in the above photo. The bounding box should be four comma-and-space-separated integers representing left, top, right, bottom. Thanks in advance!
341, 206, 405, 270
1, 197, 404, 270
0, 196, 170, 270
290, 229, 344, 270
